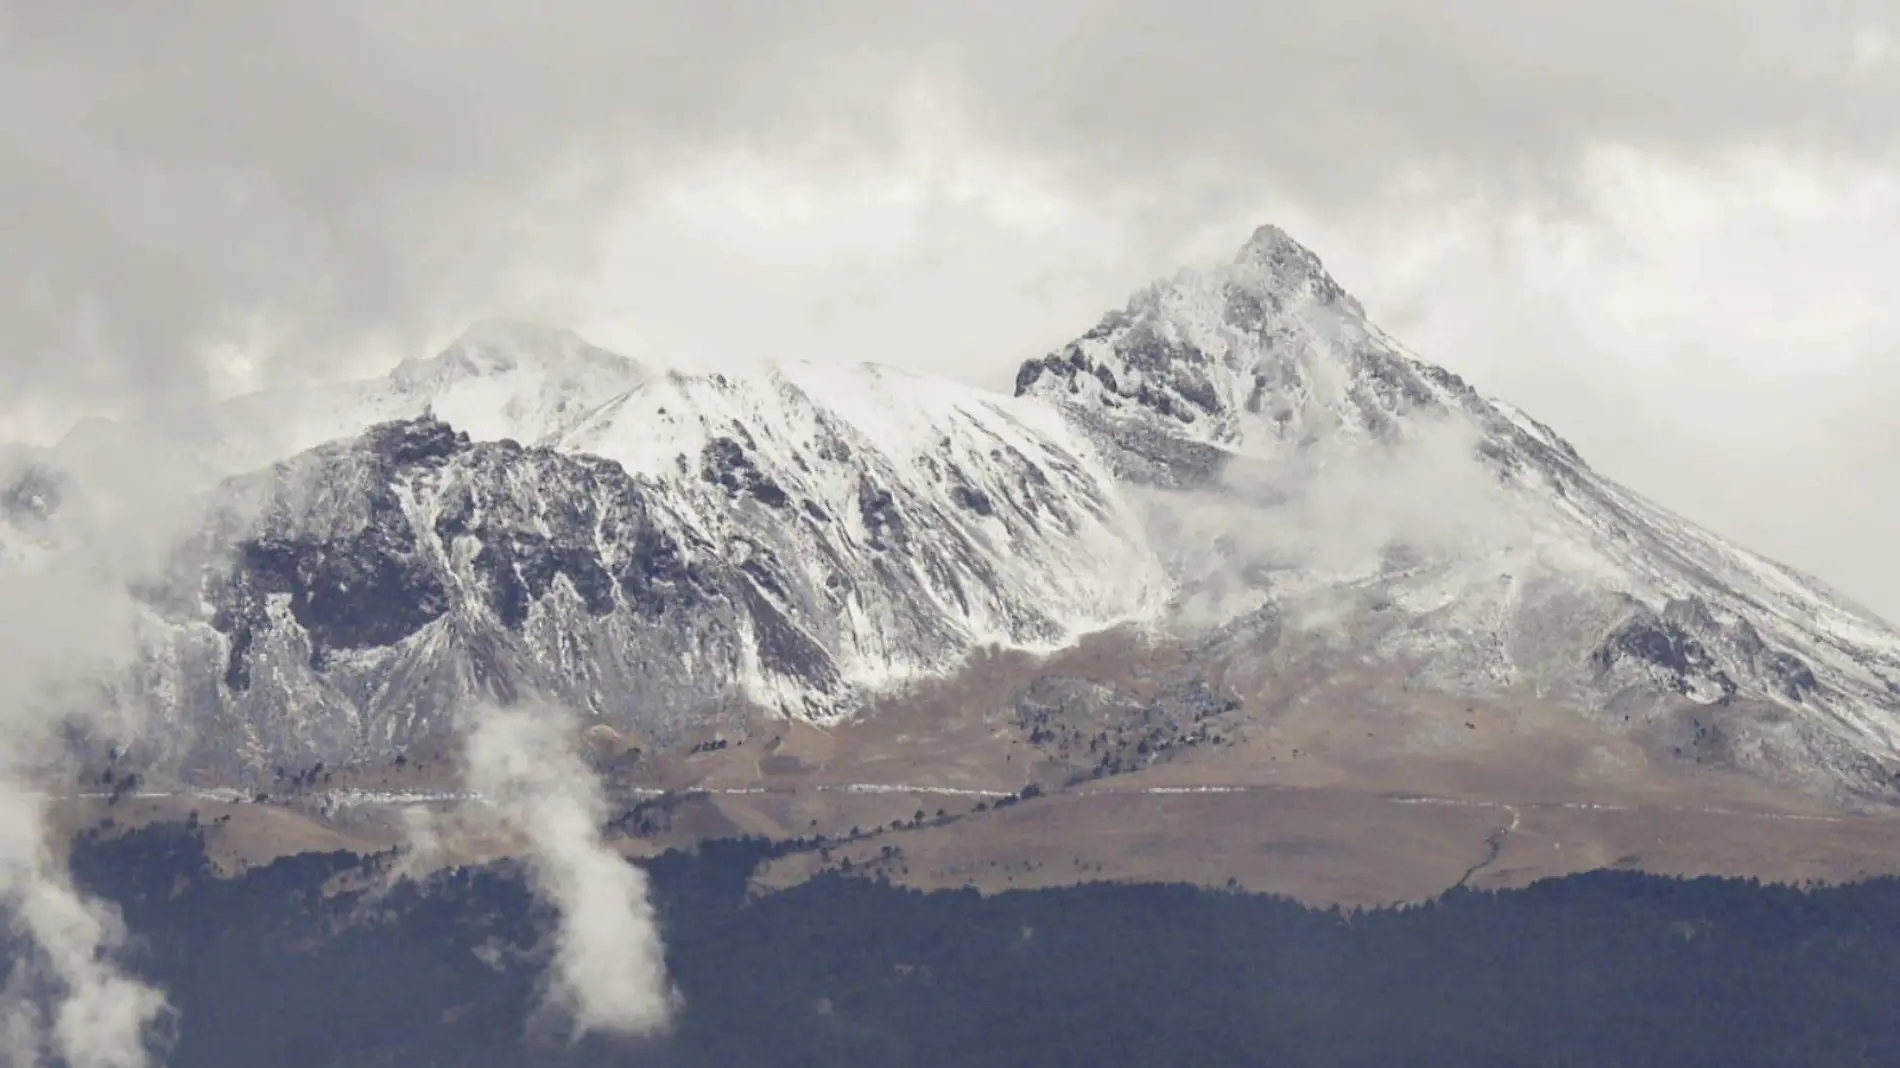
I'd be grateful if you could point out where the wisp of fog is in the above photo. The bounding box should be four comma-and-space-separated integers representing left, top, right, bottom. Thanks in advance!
459, 700, 676, 1039
0, 469, 185, 1068
1141, 413, 1533, 630
0, 777, 170, 1068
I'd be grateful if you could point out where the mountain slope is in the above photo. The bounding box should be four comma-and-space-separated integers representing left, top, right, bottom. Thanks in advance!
555, 360, 1166, 684
134, 365, 1164, 779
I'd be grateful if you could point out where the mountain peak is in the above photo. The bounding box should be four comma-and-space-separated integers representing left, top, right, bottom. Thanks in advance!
1012, 223, 1415, 461
1234, 223, 1310, 264
1229, 224, 1353, 310
450, 316, 589, 353
392, 319, 614, 387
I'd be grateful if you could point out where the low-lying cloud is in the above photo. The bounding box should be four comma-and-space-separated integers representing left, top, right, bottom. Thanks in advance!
0, 779, 172, 1068
1143, 413, 1530, 628
459, 700, 676, 1039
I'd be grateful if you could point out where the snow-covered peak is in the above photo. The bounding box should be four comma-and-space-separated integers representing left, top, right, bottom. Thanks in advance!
1229, 224, 1361, 314
1015, 221, 1900, 803
389, 318, 633, 391
1017, 226, 1473, 460
45, 322, 653, 494
377, 320, 652, 447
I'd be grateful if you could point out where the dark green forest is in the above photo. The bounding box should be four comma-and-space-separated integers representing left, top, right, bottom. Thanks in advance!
17, 822, 1900, 1067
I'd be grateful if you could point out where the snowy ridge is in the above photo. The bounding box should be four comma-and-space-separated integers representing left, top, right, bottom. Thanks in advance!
558, 360, 1167, 694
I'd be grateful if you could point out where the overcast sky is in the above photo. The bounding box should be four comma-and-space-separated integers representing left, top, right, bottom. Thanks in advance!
2, 1, 1897, 617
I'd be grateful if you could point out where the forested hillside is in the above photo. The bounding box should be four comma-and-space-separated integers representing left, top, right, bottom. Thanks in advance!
32, 823, 1900, 1068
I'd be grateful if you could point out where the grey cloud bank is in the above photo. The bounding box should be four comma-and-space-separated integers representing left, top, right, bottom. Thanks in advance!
2, 0, 1898, 614
4, 1, 1895, 417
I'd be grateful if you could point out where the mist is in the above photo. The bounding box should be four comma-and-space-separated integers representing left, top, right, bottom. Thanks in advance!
1142, 413, 1532, 629
0, 484, 185, 1066
458, 700, 676, 1039
0, 778, 171, 1068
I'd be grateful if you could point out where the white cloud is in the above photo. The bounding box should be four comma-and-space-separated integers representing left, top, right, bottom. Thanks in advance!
0, 503, 181, 1068
0, 790, 173, 1068
459, 701, 675, 1039
1145, 413, 1527, 627
1852, 25, 1893, 75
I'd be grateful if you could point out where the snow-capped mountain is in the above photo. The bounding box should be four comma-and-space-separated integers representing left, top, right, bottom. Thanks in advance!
61, 224, 1900, 805
1017, 225, 1900, 802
